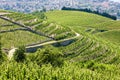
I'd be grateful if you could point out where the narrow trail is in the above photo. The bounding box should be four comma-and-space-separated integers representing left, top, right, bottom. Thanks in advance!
0, 13, 11, 16
8, 48, 17, 60
8, 32, 80, 60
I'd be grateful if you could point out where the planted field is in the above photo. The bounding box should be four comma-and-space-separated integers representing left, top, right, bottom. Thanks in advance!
0, 61, 120, 80
45, 10, 120, 65
46, 10, 120, 46
46, 10, 111, 27
60, 35, 119, 64
89, 20, 120, 30
0, 13, 49, 49
4, 13, 43, 26
3, 12, 76, 40
46, 10, 120, 31
33, 21, 76, 40
96, 30, 120, 46
0, 19, 20, 31
1, 30, 48, 49
0, 25, 20, 31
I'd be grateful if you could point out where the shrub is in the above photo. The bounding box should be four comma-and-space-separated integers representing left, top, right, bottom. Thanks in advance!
13, 46, 26, 62
29, 45, 64, 67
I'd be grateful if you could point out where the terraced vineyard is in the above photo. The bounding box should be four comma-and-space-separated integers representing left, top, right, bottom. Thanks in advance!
1, 30, 48, 49
0, 19, 19, 31
4, 13, 43, 26
46, 10, 120, 63
3, 12, 76, 40
46, 10, 120, 47
61, 32, 120, 64
0, 16, 49, 49
0, 10, 120, 80
33, 21, 75, 40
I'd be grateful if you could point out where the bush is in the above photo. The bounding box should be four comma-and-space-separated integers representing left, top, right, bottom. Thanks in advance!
28, 45, 64, 67
13, 46, 26, 62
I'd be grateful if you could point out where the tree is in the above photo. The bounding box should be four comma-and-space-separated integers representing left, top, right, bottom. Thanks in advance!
29, 45, 64, 67
13, 46, 26, 62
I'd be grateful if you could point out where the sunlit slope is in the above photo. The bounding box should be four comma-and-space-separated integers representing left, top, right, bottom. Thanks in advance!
4, 12, 43, 26
46, 10, 112, 27
0, 12, 48, 49
0, 18, 20, 31
0, 31, 47, 49
0, 11, 76, 49
3, 12, 76, 40
46, 10, 120, 46
0, 10, 120, 80
46, 10, 120, 30
46, 10, 120, 64
96, 30, 120, 46
61, 32, 120, 64
89, 20, 120, 30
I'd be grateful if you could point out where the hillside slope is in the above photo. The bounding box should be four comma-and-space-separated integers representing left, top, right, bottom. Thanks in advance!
46, 10, 120, 47
0, 10, 120, 80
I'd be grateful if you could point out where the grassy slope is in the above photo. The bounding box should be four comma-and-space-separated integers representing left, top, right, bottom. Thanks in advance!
46, 10, 120, 63
3, 11, 76, 40
0, 18, 20, 31
89, 20, 120, 30
1, 31, 47, 49
0, 11, 48, 49
46, 10, 120, 46
96, 30, 120, 46
46, 10, 111, 27
0, 10, 76, 49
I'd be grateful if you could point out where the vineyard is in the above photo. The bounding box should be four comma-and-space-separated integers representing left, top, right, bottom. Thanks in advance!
46, 10, 120, 47
0, 10, 120, 80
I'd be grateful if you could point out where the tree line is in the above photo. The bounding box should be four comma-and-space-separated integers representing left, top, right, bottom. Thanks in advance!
62, 7, 117, 20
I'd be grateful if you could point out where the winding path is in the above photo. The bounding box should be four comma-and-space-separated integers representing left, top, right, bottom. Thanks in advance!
0, 12, 11, 16
8, 32, 80, 59
8, 48, 17, 60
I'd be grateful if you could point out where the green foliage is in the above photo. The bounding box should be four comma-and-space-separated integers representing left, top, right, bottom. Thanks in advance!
0, 61, 120, 80
0, 42, 7, 64
0, 10, 120, 79
0, 42, 4, 64
96, 30, 120, 46
45, 10, 120, 46
80, 60, 115, 71
13, 46, 26, 62
28, 45, 64, 67
34, 21, 76, 40
4, 12, 43, 26
1, 30, 47, 48
46, 10, 111, 27
0, 42, 2, 54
